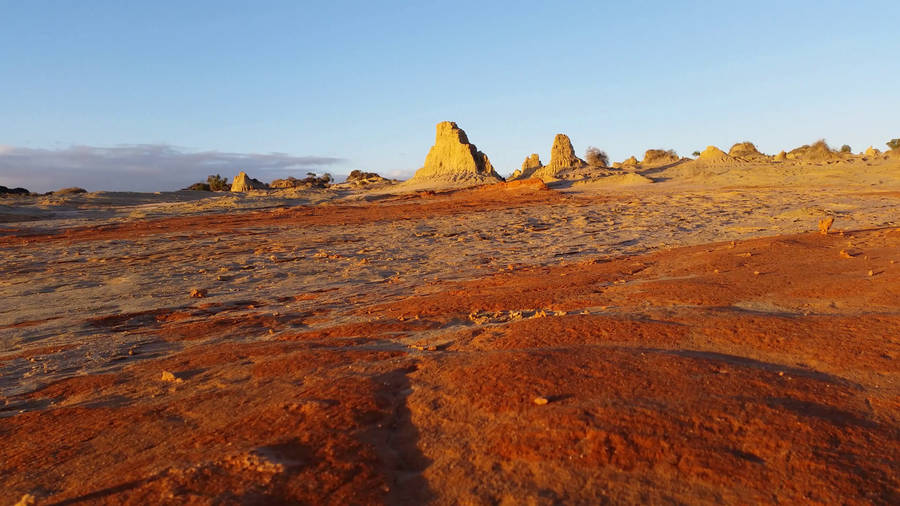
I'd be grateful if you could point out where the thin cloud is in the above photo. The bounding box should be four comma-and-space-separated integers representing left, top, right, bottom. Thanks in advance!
0, 144, 344, 192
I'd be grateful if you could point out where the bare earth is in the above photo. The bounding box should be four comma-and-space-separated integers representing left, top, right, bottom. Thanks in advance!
1, 158, 899, 504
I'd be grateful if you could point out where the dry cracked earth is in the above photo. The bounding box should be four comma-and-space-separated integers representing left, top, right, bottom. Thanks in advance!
1, 179, 899, 504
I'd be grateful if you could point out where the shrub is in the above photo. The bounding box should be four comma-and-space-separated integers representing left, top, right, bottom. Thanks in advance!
54, 187, 87, 195
584, 146, 609, 167
0, 185, 31, 196
887, 138, 900, 151
692, 151, 701, 157
207, 174, 229, 191
185, 182, 211, 191
840, 144, 852, 153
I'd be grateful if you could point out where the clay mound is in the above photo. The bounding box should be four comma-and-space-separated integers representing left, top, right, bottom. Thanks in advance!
270, 174, 334, 189
641, 149, 679, 167
345, 170, 390, 186
612, 156, 640, 169
408, 122, 503, 185
54, 187, 88, 195
728, 142, 767, 161
269, 178, 302, 189
690, 146, 743, 166
864, 146, 881, 158
698, 145, 730, 161
230, 172, 268, 192
787, 140, 842, 162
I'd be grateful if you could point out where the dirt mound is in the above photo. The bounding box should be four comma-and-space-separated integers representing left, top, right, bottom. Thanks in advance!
619, 155, 640, 167
408, 121, 502, 185
641, 149, 679, 167
270, 174, 333, 189
787, 140, 842, 162
698, 145, 731, 161
53, 187, 88, 195
728, 141, 767, 161
344, 170, 390, 186
685, 146, 743, 168
230, 171, 268, 192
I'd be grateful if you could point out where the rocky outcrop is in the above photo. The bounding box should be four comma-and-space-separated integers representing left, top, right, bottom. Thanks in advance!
230, 171, 268, 192
864, 146, 880, 157
774, 150, 787, 162
408, 122, 502, 184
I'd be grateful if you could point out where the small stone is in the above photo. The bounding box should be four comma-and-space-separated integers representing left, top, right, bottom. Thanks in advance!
161, 371, 180, 382
15, 494, 36, 506
839, 250, 853, 259
190, 288, 207, 298
868, 270, 874, 276
533, 396, 549, 405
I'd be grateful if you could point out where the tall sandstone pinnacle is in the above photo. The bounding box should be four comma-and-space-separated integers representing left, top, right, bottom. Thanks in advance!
409, 121, 502, 183
547, 134, 586, 171
522, 134, 587, 181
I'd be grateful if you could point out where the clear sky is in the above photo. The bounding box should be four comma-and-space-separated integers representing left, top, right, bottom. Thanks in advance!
1, 0, 898, 192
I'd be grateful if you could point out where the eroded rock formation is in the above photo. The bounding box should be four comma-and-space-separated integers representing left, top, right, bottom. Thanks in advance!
510, 153, 543, 180
230, 172, 268, 192
546, 134, 586, 172
408, 122, 502, 183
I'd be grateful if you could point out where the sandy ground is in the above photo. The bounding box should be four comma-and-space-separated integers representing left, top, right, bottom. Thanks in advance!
1, 159, 899, 504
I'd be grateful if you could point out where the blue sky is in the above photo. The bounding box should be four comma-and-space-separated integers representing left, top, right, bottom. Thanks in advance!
1, 0, 898, 191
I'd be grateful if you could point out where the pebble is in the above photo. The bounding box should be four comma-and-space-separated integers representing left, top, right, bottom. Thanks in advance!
161, 371, 181, 382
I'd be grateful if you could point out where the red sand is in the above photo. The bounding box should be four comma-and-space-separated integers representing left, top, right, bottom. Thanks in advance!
1, 185, 898, 504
